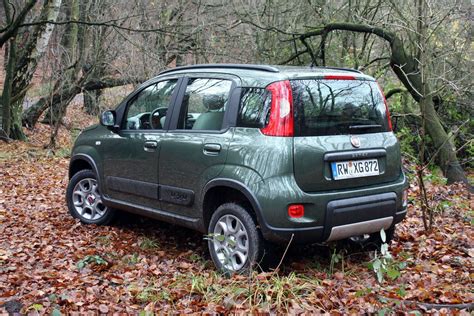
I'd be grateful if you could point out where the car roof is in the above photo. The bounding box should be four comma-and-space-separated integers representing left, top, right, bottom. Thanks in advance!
157, 64, 375, 87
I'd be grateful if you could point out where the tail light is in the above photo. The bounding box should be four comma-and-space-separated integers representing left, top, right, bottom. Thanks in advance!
288, 204, 305, 218
324, 74, 356, 80
260, 80, 294, 137
377, 82, 393, 131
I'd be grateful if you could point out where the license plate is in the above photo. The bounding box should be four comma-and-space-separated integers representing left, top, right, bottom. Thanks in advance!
331, 159, 379, 180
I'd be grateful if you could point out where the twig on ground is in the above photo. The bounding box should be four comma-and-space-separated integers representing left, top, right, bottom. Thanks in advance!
272, 234, 294, 273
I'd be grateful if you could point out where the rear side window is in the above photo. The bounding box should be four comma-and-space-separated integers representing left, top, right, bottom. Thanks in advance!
237, 88, 271, 128
292, 79, 389, 136
177, 78, 232, 130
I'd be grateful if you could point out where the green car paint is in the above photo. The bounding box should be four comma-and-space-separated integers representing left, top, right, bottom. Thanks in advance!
68, 64, 408, 246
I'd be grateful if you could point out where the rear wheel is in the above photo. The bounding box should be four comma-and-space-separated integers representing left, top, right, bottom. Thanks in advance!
208, 203, 264, 274
66, 170, 116, 225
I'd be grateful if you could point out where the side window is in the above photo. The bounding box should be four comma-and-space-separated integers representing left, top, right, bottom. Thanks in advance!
177, 78, 232, 131
237, 88, 271, 128
124, 79, 178, 130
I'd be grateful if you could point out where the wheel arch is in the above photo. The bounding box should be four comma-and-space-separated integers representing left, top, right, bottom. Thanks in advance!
69, 154, 100, 179
201, 179, 264, 231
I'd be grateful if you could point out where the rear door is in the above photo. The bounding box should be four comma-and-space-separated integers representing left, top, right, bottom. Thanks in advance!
158, 74, 238, 217
291, 78, 401, 192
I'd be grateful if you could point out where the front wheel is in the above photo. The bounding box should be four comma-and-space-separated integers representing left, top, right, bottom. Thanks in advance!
208, 203, 264, 274
66, 170, 115, 225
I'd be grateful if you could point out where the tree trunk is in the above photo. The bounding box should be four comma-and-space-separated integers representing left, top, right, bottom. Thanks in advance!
1, 0, 62, 139
423, 97, 465, 184
1, 40, 16, 137
299, 22, 469, 184
83, 89, 102, 115
47, 84, 82, 148
43, 0, 81, 128
22, 97, 51, 129
42, 84, 81, 126
389, 40, 465, 184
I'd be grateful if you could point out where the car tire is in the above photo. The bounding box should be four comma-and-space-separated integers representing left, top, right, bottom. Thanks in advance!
208, 203, 264, 274
66, 169, 115, 225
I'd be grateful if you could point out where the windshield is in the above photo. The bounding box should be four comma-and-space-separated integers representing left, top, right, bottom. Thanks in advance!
291, 79, 390, 136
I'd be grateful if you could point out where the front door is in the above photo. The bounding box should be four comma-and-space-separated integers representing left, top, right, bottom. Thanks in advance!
102, 78, 180, 209
158, 76, 237, 218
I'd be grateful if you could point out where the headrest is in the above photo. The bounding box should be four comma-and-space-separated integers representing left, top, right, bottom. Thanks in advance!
203, 94, 224, 111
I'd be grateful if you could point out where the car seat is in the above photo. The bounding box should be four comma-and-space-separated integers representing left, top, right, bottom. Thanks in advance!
192, 95, 225, 130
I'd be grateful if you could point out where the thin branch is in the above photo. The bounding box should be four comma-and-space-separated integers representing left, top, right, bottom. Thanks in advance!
317, 31, 328, 66
300, 22, 396, 44
385, 87, 407, 99
291, 35, 302, 64
0, 0, 37, 47
239, 19, 300, 36
272, 234, 293, 274
278, 49, 308, 65
392, 63, 423, 98
18, 18, 192, 36
2, 0, 14, 27
300, 37, 317, 66
359, 56, 390, 70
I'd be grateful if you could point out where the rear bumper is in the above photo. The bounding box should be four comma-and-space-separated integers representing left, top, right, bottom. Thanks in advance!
259, 188, 408, 244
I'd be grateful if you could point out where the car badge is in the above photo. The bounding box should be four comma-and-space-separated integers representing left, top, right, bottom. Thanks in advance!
350, 135, 361, 148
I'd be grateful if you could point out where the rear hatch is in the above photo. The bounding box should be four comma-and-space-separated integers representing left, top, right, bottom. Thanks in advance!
291, 77, 401, 192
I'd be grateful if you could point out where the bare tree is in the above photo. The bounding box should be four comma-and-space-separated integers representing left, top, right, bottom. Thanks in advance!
238, 0, 471, 184
21, 0, 215, 131
1, 0, 62, 140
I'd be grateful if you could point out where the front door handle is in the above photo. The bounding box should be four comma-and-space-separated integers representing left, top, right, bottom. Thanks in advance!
203, 143, 221, 155
144, 141, 158, 151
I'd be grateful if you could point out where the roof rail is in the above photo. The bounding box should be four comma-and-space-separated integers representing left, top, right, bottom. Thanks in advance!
310, 65, 362, 74
159, 64, 280, 75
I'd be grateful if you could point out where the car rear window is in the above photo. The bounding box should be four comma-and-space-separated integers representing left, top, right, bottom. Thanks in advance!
291, 79, 390, 136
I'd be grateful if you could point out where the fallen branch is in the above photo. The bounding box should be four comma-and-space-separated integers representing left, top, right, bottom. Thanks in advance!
380, 296, 474, 311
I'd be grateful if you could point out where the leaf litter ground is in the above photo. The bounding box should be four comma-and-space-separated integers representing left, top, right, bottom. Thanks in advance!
0, 107, 472, 314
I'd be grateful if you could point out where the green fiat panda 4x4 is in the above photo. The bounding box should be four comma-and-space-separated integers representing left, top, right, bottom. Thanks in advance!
67, 64, 408, 273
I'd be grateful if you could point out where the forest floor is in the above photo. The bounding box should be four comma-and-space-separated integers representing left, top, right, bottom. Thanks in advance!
0, 105, 473, 314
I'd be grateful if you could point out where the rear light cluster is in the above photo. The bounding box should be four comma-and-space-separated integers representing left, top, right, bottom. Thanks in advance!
260, 80, 294, 137
323, 74, 356, 80
288, 204, 305, 218
376, 82, 393, 131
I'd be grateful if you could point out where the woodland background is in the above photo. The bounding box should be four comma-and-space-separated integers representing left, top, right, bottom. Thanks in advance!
0, 0, 473, 314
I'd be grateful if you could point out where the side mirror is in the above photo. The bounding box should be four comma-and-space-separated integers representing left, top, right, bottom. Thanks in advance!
100, 110, 117, 130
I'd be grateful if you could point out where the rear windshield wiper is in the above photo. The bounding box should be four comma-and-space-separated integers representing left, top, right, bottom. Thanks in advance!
349, 124, 382, 130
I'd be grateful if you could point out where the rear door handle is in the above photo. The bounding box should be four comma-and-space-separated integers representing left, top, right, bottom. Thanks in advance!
203, 143, 221, 155
144, 141, 158, 151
